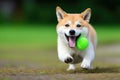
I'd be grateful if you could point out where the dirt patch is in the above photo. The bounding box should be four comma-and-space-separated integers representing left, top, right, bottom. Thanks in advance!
97, 44, 120, 53
0, 73, 120, 80
0, 44, 120, 80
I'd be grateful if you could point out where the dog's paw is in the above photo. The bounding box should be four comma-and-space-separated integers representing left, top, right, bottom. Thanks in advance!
67, 67, 75, 71
81, 60, 93, 69
64, 57, 73, 63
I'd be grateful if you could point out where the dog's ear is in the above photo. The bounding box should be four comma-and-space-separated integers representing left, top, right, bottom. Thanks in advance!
56, 6, 67, 22
81, 8, 91, 22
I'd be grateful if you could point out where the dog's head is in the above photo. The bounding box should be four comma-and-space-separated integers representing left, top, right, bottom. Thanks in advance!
56, 6, 91, 48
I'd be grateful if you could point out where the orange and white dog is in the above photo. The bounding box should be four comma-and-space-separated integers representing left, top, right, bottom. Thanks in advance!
56, 6, 97, 71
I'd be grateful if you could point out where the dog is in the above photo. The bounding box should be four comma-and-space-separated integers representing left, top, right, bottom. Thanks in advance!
56, 6, 97, 71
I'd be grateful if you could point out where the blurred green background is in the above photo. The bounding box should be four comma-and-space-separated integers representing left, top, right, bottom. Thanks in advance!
0, 0, 120, 70
0, 0, 120, 24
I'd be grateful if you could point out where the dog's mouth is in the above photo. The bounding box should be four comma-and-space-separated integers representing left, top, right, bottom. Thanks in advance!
65, 34, 81, 48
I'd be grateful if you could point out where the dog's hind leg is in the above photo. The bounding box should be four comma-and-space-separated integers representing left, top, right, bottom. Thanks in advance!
67, 64, 76, 71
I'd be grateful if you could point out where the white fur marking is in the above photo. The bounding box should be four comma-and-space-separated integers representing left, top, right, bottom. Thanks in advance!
75, 21, 81, 25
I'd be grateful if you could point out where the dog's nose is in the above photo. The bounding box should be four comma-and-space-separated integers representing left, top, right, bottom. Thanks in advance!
69, 30, 75, 35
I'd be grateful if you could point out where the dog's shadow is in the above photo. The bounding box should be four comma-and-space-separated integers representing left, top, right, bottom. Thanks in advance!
67, 67, 120, 73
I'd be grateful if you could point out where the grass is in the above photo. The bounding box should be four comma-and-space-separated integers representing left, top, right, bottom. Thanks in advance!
0, 24, 119, 48
96, 24, 120, 44
0, 24, 57, 49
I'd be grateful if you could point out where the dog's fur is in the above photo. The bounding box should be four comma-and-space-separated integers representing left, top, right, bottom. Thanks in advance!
56, 6, 97, 71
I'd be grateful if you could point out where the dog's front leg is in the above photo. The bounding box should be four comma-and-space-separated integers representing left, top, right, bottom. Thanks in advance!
81, 42, 95, 69
57, 37, 74, 63
58, 47, 76, 71
58, 47, 73, 63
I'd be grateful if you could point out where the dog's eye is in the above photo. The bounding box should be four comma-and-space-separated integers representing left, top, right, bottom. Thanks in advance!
65, 24, 69, 27
76, 24, 81, 27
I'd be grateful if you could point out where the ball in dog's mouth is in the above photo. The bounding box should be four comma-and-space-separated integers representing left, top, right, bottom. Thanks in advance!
65, 34, 81, 48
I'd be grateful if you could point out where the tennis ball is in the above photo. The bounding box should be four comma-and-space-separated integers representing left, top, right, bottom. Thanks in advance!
76, 36, 89, 50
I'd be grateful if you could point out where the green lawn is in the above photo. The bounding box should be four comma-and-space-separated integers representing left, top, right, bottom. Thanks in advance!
0, 24, 119, 48
95, 24, 120, 44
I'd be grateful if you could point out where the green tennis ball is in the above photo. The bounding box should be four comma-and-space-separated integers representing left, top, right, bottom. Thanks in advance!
76, 36, 89, 50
